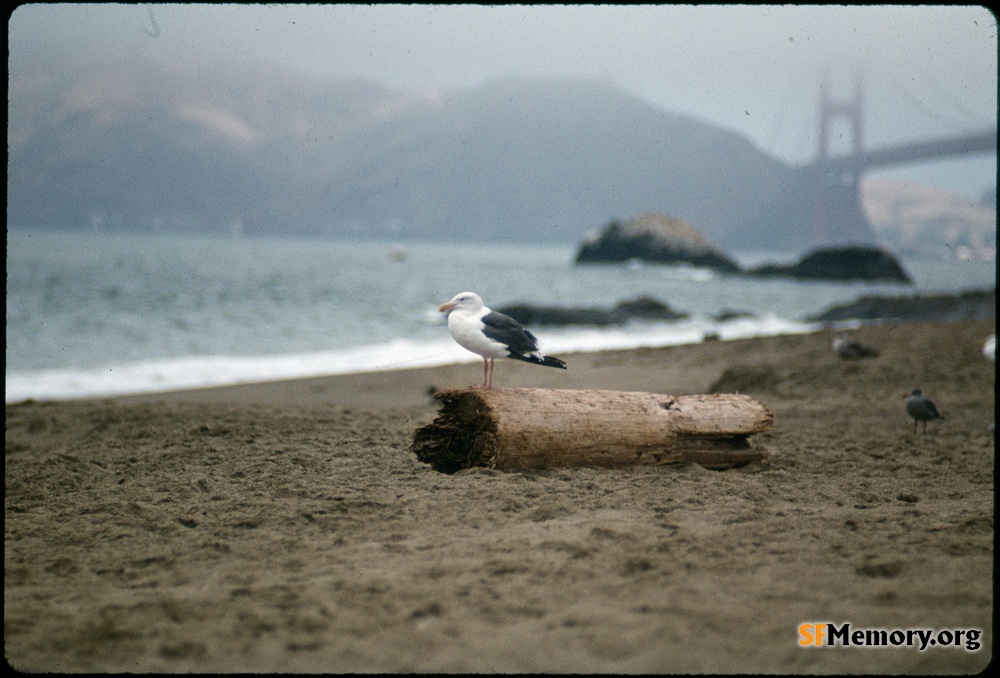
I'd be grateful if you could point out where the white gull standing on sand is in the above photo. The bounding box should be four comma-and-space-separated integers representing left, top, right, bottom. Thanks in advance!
984, 334, 995, 431
439, 291, 567, 389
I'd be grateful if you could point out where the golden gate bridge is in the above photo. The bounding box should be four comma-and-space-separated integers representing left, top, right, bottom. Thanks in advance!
803, 73, 996, 246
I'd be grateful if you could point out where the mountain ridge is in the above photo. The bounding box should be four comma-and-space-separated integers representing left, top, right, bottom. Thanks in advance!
8, 51, 993, 254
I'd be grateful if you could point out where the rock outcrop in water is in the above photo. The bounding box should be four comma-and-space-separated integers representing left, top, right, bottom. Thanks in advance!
807, 288, 995, 323
496, 296, 688, 326
574, 213, 741, 273
495, 286, 995, 329
746, 246, 912, 284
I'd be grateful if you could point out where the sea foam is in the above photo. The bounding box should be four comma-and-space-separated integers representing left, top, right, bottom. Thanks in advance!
5, 316, 818, 402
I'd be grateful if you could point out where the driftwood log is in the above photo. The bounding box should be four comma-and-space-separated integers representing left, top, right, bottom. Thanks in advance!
411, 388, 773, 473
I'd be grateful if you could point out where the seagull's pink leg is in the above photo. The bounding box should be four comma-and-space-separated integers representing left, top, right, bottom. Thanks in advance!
472, 358, 495, 389
473, 357, 489, 389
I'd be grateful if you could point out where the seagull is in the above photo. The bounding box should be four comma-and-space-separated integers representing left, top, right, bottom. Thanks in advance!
983, 335, 995, 431
833, 334, 879, 360
904, 387, 944, 434
439, 291, 567, 389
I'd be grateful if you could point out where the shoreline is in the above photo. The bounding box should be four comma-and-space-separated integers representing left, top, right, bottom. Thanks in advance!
108, 318, 993, 410
9, 284, 993, 407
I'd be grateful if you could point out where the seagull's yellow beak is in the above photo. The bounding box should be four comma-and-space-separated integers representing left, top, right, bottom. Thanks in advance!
439, 301, 455, 313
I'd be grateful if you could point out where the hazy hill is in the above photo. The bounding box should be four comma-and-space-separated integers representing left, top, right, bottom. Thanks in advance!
861, 177, 996, 258
9, 51, 992, 253
8, 51, 804, 247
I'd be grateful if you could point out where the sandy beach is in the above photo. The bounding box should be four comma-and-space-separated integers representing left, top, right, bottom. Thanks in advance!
5, 319, 995, 673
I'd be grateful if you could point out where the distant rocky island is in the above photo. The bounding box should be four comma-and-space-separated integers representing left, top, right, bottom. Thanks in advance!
745, 246, 913, 284
574, 213, 914, 284
574, 214, 741, 273
545, 215, 991, 327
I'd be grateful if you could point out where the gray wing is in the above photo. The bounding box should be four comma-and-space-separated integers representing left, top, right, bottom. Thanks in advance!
923, 398, 943, 419
480, 310, 540, 356
839, 340, 878, 358
908, 396, 943, 420
850, 341, 879, 358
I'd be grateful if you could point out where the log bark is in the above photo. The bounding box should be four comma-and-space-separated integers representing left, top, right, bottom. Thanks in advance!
411, 388, 773, 473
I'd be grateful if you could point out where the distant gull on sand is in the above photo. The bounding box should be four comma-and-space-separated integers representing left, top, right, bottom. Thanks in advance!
984, 335, 995, 431
833, 334, 879, 360
904, 387, 944, 434
439, 291, 567, 389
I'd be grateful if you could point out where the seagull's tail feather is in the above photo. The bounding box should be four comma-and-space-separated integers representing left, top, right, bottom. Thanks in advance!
509, 353, 567, 369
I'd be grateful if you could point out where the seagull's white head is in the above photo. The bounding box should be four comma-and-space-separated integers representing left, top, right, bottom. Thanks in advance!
439, 291, 484, 314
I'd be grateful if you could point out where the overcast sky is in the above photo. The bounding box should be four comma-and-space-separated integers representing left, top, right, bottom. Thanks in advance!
9, 3, 998, 198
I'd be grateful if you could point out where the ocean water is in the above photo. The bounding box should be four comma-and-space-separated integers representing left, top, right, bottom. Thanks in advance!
6, 229, 996, 402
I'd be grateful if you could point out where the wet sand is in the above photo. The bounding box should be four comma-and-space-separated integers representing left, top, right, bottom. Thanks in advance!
5, 320, 994, 673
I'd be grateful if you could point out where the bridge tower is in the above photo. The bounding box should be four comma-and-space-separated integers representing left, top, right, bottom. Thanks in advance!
812, 73, 875, 245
